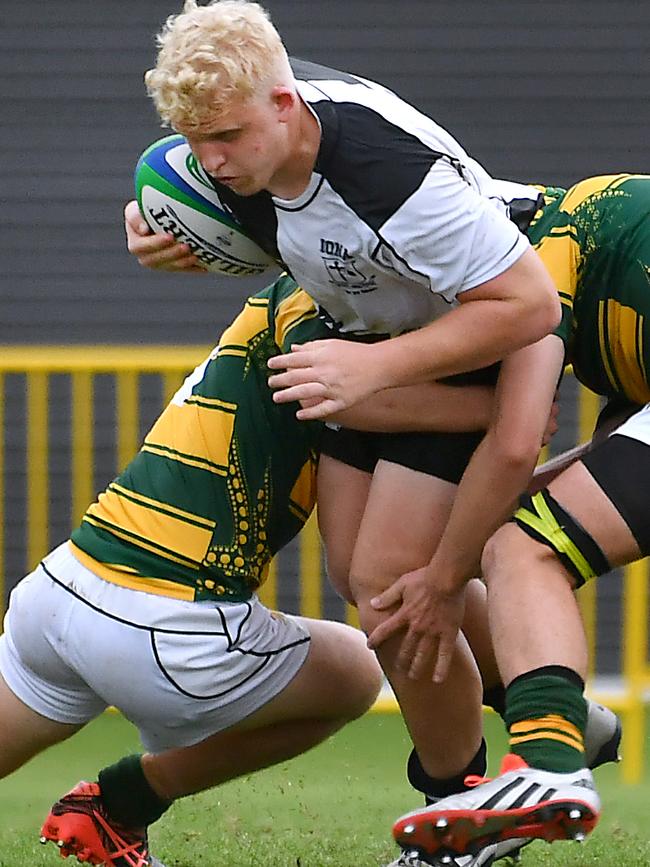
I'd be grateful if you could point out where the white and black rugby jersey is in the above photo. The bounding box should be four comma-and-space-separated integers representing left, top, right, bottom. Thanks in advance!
213, 59, 542, 337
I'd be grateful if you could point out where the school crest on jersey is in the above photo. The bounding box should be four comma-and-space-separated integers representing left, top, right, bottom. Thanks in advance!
320, 238, 378, 295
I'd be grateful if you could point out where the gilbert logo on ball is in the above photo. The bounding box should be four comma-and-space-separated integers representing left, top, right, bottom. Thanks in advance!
135, 134, 274, 276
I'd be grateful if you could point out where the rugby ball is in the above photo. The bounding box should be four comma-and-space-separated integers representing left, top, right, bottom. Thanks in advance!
135, 134, 274, 277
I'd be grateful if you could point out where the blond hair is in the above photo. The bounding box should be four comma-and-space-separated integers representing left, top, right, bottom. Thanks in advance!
145, 0, 292, 133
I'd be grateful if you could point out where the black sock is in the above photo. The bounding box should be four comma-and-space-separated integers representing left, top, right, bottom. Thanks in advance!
483, 683, 507, 718
98, 754, 171, 828
407, 739, 487, 803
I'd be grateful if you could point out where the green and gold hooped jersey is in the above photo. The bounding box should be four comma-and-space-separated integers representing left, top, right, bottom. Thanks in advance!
71, 275, 328, 602
528, 174, 650, 404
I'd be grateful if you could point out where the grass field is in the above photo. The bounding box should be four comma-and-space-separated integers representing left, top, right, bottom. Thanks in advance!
0, 710, 648, 867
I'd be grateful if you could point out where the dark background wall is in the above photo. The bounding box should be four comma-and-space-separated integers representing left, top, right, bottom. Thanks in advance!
3, 0, 650, 344
2, 1, 649, 673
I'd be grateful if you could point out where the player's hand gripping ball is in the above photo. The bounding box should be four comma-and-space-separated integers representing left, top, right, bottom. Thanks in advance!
135, 135, 274, 277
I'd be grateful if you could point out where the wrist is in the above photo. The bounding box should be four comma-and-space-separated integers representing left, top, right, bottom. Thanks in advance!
429, 554, 471, 594
369, 339, 407, 390
365, 342, 391, 391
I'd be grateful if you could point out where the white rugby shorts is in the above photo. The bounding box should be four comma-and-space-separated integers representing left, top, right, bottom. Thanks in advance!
0, 543, 310, 752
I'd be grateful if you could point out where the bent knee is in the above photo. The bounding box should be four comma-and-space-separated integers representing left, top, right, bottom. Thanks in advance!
481, 522, 573, 588
348, 537, 428, 610
348, 564, 396, 615
325, 561, 356, 605
303, 620, 383, 719
349, 567, 408, 637
481, 523, 522, 575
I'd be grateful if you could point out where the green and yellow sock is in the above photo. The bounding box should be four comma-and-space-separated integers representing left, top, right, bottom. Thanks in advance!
504, 666, 587, 772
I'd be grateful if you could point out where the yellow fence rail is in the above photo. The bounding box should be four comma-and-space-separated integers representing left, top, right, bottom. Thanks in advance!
0, 346, 647, 781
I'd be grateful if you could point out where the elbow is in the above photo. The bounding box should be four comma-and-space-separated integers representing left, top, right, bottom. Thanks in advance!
530, 273, 562, 342
524, 290, 561, 345
502, 449, 539, 480
542, 290, 562, 334
491, 430, 542, 479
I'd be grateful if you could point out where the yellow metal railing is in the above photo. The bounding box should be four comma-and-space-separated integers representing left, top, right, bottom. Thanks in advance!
1, 347, 209, 583
0, 347, 647, 780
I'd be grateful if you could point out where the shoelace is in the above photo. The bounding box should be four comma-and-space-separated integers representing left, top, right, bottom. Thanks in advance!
463, 773, 491, 788
463, 753, 530, 789
92, 811, 150, 867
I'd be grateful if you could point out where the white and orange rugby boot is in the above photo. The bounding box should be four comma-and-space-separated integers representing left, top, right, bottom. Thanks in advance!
392, 754, 600, 862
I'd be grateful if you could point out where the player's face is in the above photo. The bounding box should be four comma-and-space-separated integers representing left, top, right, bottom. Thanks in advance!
184, 89, 296, 197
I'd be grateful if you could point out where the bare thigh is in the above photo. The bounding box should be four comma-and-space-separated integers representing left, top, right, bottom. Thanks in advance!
317, 454, 372, 602
349, 459, 457, 610
547, 461, 640, 566
0, 674, 83, 779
